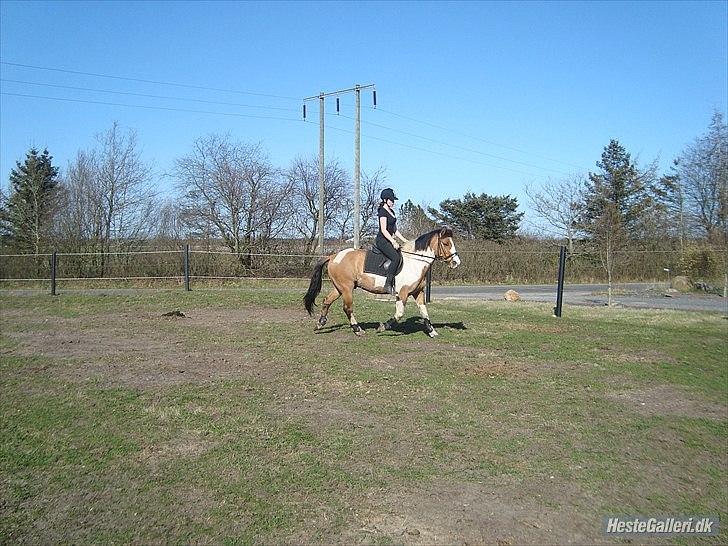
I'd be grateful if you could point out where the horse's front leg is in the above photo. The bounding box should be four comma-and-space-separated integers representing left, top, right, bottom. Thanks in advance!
415, 290, 437, 337
377, 292, 408, 333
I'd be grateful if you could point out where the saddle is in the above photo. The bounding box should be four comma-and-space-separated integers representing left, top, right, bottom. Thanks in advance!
363, 246, 404, 277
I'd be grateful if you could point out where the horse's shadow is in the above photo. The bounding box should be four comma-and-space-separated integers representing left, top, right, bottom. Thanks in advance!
316, 316, 467, 336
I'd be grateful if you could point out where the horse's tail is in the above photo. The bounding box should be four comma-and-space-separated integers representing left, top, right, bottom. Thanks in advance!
303, 256, 331, 316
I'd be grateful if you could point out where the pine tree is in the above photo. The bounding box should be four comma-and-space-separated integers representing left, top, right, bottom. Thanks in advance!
581, 139, 652, 239
399, 199, 435, 236
6, 148, 60, 253
428, 192, 523, 242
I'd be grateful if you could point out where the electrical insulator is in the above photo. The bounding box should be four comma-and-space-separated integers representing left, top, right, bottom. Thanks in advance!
303, 104, 306, 120
336, 97, 340, 114
373, 90, 377, 108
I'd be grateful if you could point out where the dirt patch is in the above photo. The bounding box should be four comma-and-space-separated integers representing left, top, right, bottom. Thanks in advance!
2, 308, 292, 390
136, 432, 216, 467
272, 395, 379, 431
605, 348, 678, 365
339, 477, 607, 545
400, 342, 543, 378
606, 385, 726, 420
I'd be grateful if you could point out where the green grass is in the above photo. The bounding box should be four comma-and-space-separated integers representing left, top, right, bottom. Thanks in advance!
1, 289, 726, 543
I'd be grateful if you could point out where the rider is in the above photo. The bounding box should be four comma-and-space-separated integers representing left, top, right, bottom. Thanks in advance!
376, 188, 409, 295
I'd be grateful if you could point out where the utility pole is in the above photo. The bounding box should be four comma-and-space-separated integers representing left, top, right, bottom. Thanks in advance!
304, 84, 375, 252
318, 93, 325, 254
354, 85, 361, 249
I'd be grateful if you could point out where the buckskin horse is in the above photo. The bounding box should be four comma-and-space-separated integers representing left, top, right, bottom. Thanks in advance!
303, 227, 461, 337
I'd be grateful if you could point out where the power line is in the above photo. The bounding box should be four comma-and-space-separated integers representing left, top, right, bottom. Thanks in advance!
3, 91, 565, 178
0, 78, 299, 113
366, 105, 588, 171
334, 111, 570, 176
323, 122, 545, 178
0, 92, 300, 122
2, 61, 584, 173
0, 61, 299, 100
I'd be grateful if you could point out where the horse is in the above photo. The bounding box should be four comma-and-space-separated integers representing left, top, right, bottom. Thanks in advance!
303, 227, 461, 337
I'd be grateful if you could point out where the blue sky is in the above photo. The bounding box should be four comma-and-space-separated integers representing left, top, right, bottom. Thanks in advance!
1, 0, 726, 226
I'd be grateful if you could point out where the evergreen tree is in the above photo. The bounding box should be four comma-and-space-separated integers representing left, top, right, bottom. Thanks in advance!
652, 160, 687, 249
6, 148, 60, 253
0, 186, 11, 243
581, 139, 652, 239
399, 199, 435, 236
428, 192, 523, 242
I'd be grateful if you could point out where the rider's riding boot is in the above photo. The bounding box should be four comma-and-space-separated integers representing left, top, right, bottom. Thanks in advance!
384, 275, 396, 295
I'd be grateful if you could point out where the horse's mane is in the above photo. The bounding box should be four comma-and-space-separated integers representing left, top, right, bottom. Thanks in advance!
410, 227, 454, 252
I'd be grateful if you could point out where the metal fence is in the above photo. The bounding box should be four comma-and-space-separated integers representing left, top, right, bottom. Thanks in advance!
1, 244, 725, 295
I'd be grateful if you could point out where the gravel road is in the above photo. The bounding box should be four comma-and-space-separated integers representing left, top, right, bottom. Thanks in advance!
431, 283, 728, 313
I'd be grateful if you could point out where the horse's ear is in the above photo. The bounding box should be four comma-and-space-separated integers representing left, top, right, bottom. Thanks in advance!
439, 225, 453, 238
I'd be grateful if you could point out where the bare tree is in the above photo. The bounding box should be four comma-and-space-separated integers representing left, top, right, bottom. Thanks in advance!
95, 123, 156, 261
286, 156, 350, 254
593, 202, 627, 306
155, 199, 186, 245
57, 151, 103, 250
525, 174, 586, 254
334, 166, 388, 243
359, 167, 388, 241
54, 125, 156, 274
676, 111, 728, 241
175, 134, 284, 266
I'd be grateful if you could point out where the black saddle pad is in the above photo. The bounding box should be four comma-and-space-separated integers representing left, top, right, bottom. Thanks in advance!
363, 247, 403, 276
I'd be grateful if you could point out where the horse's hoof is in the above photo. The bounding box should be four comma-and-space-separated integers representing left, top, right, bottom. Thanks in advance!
427, 329, 439, 338
376, 322, 386, 333
354, 329, 365, 337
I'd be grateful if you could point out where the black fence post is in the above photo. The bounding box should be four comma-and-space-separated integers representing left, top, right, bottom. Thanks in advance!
184, 244, 191, 291
50, 251, 57, 296
554, 245, 566, 317
425, 266, 432, 303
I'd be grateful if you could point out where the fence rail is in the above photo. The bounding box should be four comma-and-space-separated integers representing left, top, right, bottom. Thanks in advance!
1, 243, 726, 295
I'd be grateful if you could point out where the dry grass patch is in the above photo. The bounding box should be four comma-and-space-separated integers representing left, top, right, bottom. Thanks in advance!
606, 385, 726, 420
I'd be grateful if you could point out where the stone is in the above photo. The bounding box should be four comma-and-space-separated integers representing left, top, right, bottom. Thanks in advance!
503, 289, 521, 302
671, 276, 692, 292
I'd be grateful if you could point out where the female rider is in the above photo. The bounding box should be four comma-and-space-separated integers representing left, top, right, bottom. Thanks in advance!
375, 188, 409, 295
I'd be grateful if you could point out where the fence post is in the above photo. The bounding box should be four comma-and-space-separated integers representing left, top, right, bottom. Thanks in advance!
425, 266, 432, 303
553, 245, 566, 317
50, 251, 57, 296
184, 244, 191, 291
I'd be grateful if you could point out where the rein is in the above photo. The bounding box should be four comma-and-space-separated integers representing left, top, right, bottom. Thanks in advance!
400, 249, 459, 264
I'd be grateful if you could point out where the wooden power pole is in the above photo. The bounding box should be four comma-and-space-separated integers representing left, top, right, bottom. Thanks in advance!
304, 84, 375, 252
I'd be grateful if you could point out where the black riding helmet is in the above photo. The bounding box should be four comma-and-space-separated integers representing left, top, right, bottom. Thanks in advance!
380, 188, 397, 201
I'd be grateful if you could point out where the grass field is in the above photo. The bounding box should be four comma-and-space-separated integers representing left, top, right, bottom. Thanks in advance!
1, 288, 726, 544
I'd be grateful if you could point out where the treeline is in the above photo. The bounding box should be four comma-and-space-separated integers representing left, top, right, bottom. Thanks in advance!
521, 111, 727, 301
0, 123, 389, 274
1, 113, 726, 292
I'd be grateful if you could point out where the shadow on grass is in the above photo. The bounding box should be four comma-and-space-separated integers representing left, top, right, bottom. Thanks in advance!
315, 316, 467, 336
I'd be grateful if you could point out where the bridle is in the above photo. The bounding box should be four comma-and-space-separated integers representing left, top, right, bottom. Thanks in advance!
400, 235, 459, 265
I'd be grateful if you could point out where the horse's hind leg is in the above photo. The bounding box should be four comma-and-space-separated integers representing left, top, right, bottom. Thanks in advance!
317, 288, 341, 330
342, 286, 364, 336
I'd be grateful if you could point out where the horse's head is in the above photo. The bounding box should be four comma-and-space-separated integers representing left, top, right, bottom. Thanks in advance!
434, 226, 461, 269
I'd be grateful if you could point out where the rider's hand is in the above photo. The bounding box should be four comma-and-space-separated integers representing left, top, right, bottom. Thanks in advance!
393, 241, 401, 251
